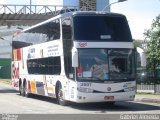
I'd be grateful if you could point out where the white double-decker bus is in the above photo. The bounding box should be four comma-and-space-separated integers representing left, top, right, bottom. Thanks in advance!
12, 11, 145, 105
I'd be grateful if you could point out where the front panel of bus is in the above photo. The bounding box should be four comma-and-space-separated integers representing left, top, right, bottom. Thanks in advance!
71, 13, 136, 103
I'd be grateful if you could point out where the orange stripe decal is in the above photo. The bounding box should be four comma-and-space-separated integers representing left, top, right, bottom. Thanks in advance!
30, 81, 37, 94
47, 86, 53, 91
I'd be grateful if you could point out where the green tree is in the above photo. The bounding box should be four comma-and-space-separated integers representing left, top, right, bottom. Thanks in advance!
133, 39, 144, 48
144, 14, 160, 83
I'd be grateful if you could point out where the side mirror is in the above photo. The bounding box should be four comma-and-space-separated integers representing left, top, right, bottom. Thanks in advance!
136, 47, 146, 67
72, 47, 78, 67
141, 52, 146, 67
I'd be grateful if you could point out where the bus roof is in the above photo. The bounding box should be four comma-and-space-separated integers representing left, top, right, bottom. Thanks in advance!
21, 11, 126, 33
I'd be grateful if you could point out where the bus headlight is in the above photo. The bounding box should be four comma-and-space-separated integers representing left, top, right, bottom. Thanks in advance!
77, 87, 93, 93
124, 87, 136, 92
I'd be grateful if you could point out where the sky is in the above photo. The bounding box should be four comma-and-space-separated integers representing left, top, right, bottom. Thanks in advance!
0, 0, 160, 40
111, 0, 160, 40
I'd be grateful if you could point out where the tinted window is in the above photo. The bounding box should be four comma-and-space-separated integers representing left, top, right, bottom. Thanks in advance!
73, 15, 132, 42
27, 57, 61, 75
13, 19, 60, 45
62, 18, 74, 79
62, 18, 72, 39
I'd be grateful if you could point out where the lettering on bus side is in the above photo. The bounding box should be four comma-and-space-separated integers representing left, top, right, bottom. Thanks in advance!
80, 82, 91, 87
47, 45, 59, 52
47, 45, 59, 56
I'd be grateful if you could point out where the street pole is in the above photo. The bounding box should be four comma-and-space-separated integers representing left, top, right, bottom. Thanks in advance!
30, 0, 32, 14
102, 0, 127, 11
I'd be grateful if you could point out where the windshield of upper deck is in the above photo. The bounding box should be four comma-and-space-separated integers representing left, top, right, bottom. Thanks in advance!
73, 15, 132, 42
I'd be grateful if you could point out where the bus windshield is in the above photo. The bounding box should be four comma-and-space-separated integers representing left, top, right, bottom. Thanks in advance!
77, 49, 135, 81
73, 15, 132, 42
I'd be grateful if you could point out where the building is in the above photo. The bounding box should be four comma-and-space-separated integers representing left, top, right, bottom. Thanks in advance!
40, 0, 110, 11
0, 35, 12, 79
79, 0, 109, 11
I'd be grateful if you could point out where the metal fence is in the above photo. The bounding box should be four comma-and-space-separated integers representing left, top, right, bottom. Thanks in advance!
0, 4, 78, 14
137, 84, 160, 93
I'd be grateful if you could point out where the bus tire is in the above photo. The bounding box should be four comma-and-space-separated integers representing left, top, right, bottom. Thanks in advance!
56, 84, 67, 106
19, 79, 23, 96
23, 79, 30, 97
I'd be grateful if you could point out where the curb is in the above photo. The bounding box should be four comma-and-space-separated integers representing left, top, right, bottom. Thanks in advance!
135, 98, 160, 104
0, 79, 11, 85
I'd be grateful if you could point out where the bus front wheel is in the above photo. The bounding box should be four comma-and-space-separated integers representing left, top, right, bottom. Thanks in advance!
57, 85, 67, 106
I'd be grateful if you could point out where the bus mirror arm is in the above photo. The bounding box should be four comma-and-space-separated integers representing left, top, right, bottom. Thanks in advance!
141, 52, 146, 67
72, 47, 79, 67
137, 47, 146, 67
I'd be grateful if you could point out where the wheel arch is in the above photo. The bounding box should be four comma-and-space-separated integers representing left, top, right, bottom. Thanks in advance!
55, 80, 61, 98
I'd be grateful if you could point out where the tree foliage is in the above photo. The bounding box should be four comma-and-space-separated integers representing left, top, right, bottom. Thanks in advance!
133, 39, 144, 48
144, 14, 160, 72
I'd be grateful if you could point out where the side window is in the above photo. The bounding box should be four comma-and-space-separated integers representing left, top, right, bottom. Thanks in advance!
62, 18, 72, 40
54, 57, 61, 74
27, 57, 61, 75
48, 57, 61, 75
25, 19, 60, 44
62, 18, 74, 79
27, 59, 39, 74
38, 58, 48, 74
47, 19, 60, 41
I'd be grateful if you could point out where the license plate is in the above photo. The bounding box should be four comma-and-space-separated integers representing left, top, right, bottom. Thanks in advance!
104, 96, 114, 101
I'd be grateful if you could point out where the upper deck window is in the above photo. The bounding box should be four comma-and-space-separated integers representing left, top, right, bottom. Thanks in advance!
13, 19, 60, 46
73, 15, 132, 42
